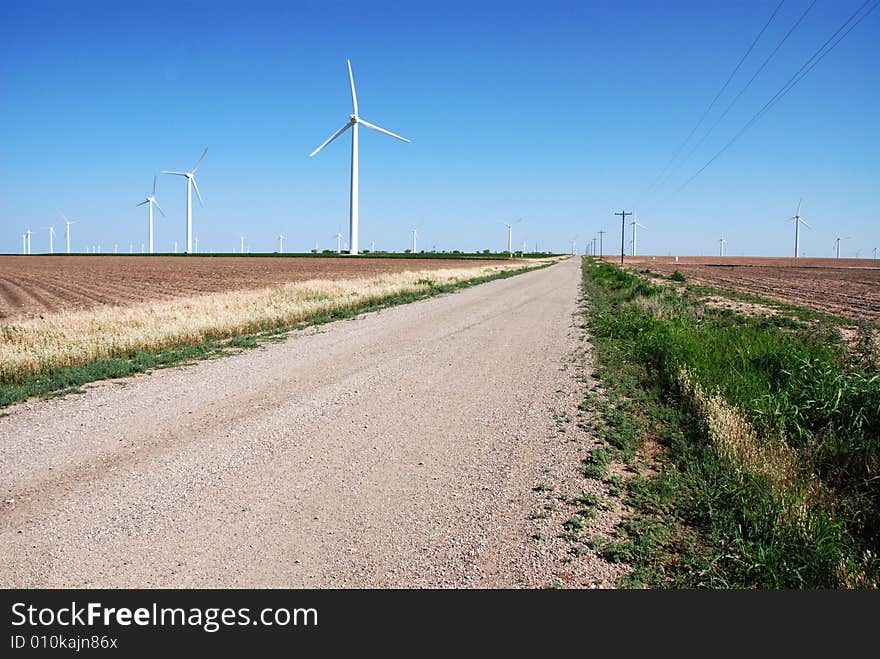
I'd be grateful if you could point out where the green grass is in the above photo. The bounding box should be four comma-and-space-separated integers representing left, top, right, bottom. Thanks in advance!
0, 263, 546, 409
580, 257, 880, 588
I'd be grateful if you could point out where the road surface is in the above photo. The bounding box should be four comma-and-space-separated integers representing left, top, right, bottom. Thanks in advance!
1, 257, 616, 587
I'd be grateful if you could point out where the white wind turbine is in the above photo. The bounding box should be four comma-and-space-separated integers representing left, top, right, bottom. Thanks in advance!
46, 225, 56, 254
59, 213, 77, 254
136, 176, 165, 254
630, 218, 647, 256
411, 227, 418, 253
334, 229, 342, 254
501, 219, 522, 257
25, 227, 32, 255
833, 234, 850, 259
788, 199, 811, 259
163, 147, 207, 254
719, 236, 727, 257
309, 59, 411, 255
278, 233, 285, 253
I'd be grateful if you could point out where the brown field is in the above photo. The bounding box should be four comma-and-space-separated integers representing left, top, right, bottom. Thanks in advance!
0, 256, 515, 322
617, 256, 880, 322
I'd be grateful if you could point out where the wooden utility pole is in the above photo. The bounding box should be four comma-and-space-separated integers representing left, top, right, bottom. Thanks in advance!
614, 210, 632, 265
598, 230, 605, 260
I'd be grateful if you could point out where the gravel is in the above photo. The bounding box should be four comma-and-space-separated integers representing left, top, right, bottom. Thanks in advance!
0, 257, 624, 588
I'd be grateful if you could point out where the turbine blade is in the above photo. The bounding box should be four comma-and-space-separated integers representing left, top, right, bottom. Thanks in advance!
796, 198, 803, 216
801, 219, 812, 229
192, 147, 208, 173
153, 200, 166, 217
357, 118, 411, 143
309, 122, 352, 157
57, 209, 68, 222
136, 200, 149, 207
152, 175, 157, 196
347, 59, 358, 116
163, 171, 188, 176
191, 177, 204, 207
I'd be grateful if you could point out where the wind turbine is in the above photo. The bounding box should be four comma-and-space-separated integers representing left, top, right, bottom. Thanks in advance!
25, 227, 32, 255
278, 233, 284, 254
136, 176, 165, 254
163, 147, 207, 254
571, 235, 578, 255
833, 234, 850, 259
240, 236, 246, 254
46, 225, 55, 254
58, 213, 78, 255
410, 227, 418, 253
308, 59, 411, 255
630, 218, 647, 256
501, 219, 522, 257
788, 199, 811, 259
334, 229, 342, 254
719, 236, 727, 257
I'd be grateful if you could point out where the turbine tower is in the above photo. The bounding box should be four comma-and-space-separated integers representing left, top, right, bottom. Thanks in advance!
719, 236, 727, 257
136, 176, 165, 254
278, 233, 284, 254
309, 60, 411, 255
334, 230, 342, 254
833, 234, 850, 259
411, 227, 418, 254
240, 236, 246, 254
630, 218, 647, 256
788, 199, 811, 259
60, 213, 77, 254
46, 225, 55, 254
163, 147, 207, 255
501, 219, 522, 257
25, 227, 32, 255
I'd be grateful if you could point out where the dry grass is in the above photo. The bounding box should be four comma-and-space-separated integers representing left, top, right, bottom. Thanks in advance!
0, 262, 539, 383
676, 367, 823, 532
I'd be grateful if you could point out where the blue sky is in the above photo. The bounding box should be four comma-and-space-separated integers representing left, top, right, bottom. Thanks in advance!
1, 0, 877, 256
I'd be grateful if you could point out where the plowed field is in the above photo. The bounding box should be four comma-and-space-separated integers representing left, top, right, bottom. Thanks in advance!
619, 256, 880, 322
0, 256, 514, 322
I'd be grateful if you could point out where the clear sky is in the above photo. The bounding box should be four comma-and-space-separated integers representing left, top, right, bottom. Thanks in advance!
1, 0, 877, 257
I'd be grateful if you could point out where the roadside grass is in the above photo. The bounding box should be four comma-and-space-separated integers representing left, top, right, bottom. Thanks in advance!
580, 257, 880, 588
0, 262, 549, 408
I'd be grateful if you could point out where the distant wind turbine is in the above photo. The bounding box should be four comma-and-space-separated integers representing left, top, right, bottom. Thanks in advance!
163, 147, 207, 254
240, 236, 246, 254
59, 212, 77, 254
25, 227, 32, 255
46, 225, 56, 254
411, 227, 418, 253
334, 230, 342, 254
630, 218, 647, 256
309, 59, 410, 255
833, 234, 850, 259
501, 219, 522, 257
136, 176, 165, 254
278, 233, 284, 253
719, 236, 727, 257
788, 199, 811, 259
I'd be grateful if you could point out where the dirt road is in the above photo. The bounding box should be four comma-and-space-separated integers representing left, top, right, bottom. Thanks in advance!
1, 257, 614, 587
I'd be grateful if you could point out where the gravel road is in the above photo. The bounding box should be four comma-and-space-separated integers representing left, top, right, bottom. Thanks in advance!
1, 257, 623, 587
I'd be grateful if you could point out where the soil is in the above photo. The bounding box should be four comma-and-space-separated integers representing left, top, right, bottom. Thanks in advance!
0, 256, 515, 322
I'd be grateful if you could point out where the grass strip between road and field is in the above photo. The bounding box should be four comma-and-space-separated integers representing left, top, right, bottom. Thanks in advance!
0, 261, 552, 409
579, 257, 879, 588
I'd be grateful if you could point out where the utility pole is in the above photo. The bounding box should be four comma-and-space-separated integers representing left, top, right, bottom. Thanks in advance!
614, 210, 632, 265
592, 237, 597, 257
598, 230, 605, 260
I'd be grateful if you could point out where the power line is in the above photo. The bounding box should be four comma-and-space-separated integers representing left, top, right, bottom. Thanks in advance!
668, 0, 879, 200
663, 0, 817, 190
640, 0, 786, 201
